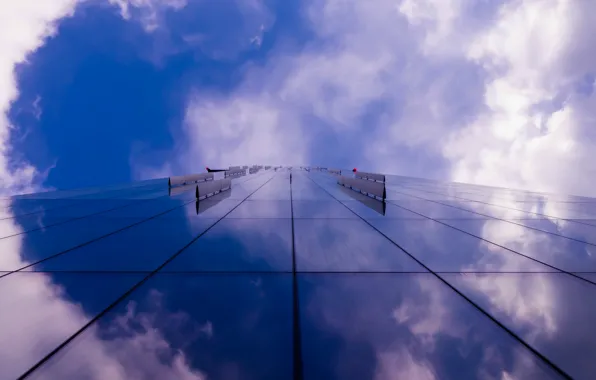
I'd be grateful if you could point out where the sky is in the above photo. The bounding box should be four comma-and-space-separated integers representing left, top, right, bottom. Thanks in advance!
1, 0, 596, 196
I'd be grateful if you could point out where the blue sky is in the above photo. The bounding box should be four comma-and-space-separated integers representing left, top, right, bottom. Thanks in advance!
1, 0, 596, 196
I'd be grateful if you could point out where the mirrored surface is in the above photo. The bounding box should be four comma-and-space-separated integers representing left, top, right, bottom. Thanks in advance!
292, 201, 357, 219
28, 217, 218, 272
368, 219, 554, 272
27, 273, 293, 380
442, 273, 596, 380
299, 273, 562, 380
227, 200, 291, 218
0, 216, 147, 271
390, 200, 491, 219
165, 219, 293, 272
294, 219, 426, 272
342, 200, 424, 219
3, 171, 595, 379
443, 219, 596, 272
0, 272, 145, 380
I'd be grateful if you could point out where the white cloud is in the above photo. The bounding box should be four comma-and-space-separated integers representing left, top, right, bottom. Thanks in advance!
108, 0, 188, 32
446, 0, 596, 196
137, 0, 596, 200
0, 0, 80, 195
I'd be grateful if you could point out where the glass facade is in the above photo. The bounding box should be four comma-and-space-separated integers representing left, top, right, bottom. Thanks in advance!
1, 169, 595, 379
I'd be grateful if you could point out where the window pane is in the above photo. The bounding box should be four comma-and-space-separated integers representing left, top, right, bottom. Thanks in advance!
165, 219, 292, 272
444, 219, 596, 272
442, 273, 596, 380
294, 219, 426, 272
299, 273, 562, 380
26, 274, 293, 380
369, 219, 553, 272
0, 272, 144, 380
29, 217, 218, 271
391, 200, 490, 219
342, 200, 424, 219
226, 200, 291, 218
292, 201, 357, 219
249, 180, 291, 200
0, 216, 146, 271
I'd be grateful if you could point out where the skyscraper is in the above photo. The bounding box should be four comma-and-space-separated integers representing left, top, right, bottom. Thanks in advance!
1, 167, 595, 379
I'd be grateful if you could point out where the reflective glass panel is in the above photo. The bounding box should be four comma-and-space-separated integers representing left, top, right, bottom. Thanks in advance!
299, 273, 561, 380
294, 219, 426, 272
226, 200, 291, 218
369, 219, 554, 272
28, 217, 218, 271
0, 272, 144, 380
0, 216, 146, 271
292, 201, 357, 219
164, 219, 292, 272
442, 273, 596, 380
444, 219, 596, 272
27, 274, 293, 380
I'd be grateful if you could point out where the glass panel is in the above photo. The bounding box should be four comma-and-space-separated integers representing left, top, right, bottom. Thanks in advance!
0, 272, 144, 380
390, 200, 490, 219
292, 201, 357, 219
0, 216, 147, 271
249, 180, 291, 200
0, 200, 140, 236
440, 200, 546, 220
164, 219, 292, 272
515, 219, 596, 246
369, 219, 554, 272
291, 182, 334, 200
29, 217, 218, 271
226, 200, 291, 218
97, 193, 195, 218
383, 190, 420, 201
27, 274, 293, 380
299, 273, 561, 380
0, 199, 80, 219
342, 200, 425, 219
294, 219, 426, 272
442, 273, 596, 380
444, 219, 596, 272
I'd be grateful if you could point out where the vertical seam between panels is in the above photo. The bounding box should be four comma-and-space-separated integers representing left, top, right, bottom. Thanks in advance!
291, 170, 304, 380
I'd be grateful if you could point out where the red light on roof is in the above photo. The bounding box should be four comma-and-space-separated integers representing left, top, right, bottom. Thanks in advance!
353, 168, 357, 172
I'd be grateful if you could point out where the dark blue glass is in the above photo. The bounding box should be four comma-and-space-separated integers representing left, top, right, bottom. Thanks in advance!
164, 218, 292, 272
97, 192, 195, 218
29, 217, 218, 271
27, 274, 293, 380
294, 219, 426, 272
227, 200, 291, 218
443, 219, 596, 272
293, 201, 357, 218
3, 200, 140, 235
441, 273, 596, 380
0, 216, 147, 271
299, 273, 561, 380
368, 219, 554, 272
0, 272, 144, 380
0, 199, 81, 218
